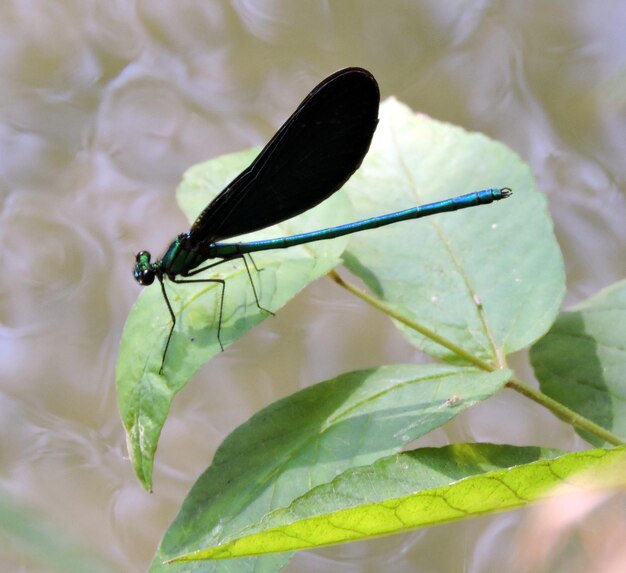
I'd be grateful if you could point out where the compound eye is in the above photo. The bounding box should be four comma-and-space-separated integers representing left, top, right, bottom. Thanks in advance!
140, 269, 155, 285
136, 250, 151, 263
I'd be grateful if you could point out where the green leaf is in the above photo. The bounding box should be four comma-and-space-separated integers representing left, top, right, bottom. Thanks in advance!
149, 364, 510, 571
0, 493, 117, 573
171, 445, 626, 561
116, 149, 351, 490
530, 279, 626, 446
342, 99, 565, 366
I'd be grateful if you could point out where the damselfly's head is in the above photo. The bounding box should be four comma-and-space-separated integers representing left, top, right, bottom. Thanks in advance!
134, 251, 156, 285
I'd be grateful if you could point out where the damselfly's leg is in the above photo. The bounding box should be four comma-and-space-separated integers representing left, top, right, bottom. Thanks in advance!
157, 277, 177, 375
184, 255, 274, 316
170, 276, 226, 353
155, 256, 274, 372
240, 254, 274, 316
246, 253, 263, 272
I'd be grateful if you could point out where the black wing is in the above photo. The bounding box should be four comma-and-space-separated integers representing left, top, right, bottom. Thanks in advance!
188, 67, 380, 243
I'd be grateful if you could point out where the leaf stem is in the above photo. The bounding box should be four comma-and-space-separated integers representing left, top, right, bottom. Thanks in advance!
327, 270, 493, 370
506, 378, 623, 446
327, 270, 624, 447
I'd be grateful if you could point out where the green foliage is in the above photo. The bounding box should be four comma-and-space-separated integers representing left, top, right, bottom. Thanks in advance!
171, 446, 624, 561
115, 98, 625, 572
150, 366, 509, 570
531, 279, 626, 445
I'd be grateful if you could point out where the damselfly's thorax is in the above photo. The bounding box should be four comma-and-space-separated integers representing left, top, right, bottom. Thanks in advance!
153, 233, 214, 278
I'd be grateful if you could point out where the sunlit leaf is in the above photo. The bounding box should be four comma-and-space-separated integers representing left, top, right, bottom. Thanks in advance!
149, 364, 510, 571
171, 445, 626, 561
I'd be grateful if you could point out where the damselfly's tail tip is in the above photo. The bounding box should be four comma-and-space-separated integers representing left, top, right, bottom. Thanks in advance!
499, 187, 513, 198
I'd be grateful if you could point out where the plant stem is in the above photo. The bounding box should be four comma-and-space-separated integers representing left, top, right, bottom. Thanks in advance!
507, 378, 623, 445
328, 270, 624, 447
327, 270, 494, 370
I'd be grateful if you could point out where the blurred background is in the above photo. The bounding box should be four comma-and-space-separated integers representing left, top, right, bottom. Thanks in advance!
1, 1, 625, 571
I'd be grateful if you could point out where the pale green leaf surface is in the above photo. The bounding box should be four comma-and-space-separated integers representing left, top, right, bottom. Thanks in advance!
531, 279, 626, 445
149, 365, 510, 572
116, 149, 351, 490
341, 99, 565, 365
173, 445, 626, 561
